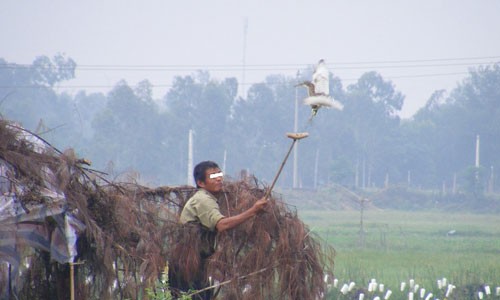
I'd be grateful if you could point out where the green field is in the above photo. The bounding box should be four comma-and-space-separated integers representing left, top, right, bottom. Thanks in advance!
299, 209, 500, 299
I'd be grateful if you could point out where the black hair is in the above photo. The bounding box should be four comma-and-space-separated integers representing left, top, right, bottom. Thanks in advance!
193, 161, 220, 187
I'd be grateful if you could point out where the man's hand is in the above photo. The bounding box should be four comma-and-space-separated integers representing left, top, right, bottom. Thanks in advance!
216, 197, 269, 232
252, 197, 269, 213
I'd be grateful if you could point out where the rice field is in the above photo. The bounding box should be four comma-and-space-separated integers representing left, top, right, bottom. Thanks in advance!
298, 209, 500, 299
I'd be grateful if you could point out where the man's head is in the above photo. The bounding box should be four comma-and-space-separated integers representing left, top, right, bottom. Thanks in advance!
193, 161, 223, 193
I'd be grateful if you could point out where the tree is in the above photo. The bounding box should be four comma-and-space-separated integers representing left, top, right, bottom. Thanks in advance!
339, 72, 404, 187
90, 80, 165, 182
0, 54, 76, 131
412, 63, 500, 193
162, 73, 236, 183
226, 75, 296, 182
31, 54, 76, 87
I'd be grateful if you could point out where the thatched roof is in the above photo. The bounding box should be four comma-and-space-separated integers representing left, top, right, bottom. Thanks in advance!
0, 119, 335, 300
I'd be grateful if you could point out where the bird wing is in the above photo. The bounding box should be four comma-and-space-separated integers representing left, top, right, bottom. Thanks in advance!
312, 60, 329, 96
295, 81, 315, 96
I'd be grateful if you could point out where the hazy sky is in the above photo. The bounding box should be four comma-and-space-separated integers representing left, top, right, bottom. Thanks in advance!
1, 0, 500, 118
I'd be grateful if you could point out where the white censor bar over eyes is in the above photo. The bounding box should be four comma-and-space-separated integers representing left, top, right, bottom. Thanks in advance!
209, 172, 224, 179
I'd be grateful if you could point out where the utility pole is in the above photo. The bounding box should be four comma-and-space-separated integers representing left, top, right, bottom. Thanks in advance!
452, 173, 457, 194
293, 71, 299, 188
475, 135, 480, 169
241, 18, 248, 98
362, 158, 366, 189
187, 129, 194, 186
489, 166, 494, 193
359, 198, 367, 248
475, 134, 480, 191
354, 160, 359, 188
223, 149, 227, 175
313, 149, 319, 189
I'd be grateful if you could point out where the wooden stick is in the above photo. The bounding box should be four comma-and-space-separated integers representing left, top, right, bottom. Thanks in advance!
70, 262, 74, 300
264, 132, 308, 199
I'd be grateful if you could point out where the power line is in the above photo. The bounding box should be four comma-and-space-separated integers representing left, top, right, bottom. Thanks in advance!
0, 56, 498, 72
329, 55, 500, 65
0, 71, 472, 90
0, 55, 496, 90
59, 61, 500, 72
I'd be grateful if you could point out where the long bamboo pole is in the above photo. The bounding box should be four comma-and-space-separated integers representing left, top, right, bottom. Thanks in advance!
70, 262, 74, 300
264, 132, 308, 199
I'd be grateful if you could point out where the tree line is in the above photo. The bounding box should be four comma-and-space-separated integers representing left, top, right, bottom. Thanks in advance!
1, 54, 499, 196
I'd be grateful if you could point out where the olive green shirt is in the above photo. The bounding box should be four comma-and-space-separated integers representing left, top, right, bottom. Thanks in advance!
179, 189, 225, 231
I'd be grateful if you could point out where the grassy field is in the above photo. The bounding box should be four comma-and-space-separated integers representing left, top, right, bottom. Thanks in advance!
298, 209, 500, 299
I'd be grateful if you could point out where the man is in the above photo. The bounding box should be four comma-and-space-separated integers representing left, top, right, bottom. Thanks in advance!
169, 161, 268, 299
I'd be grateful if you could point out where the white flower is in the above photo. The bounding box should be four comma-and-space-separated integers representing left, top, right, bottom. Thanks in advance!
349, 281, 356, 291
358, 293, 364, 300
424, 293, 433, 300
384, 290, 392, 300
379, 283, 385, 292
333, 278, 339, 288
478, 291, 484, 299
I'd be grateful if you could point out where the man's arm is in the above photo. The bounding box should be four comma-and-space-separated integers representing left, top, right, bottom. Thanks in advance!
215, 197, 268, 232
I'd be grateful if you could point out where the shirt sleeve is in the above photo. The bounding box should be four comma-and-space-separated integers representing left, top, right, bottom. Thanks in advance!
196, 196, 225, 231
179, 190, 225, 231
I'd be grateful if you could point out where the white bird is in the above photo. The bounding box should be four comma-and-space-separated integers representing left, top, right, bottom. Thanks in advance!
446, 229, 456, 236
295, 59, 343, 119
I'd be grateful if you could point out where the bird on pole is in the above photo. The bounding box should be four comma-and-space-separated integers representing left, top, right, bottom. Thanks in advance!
295, 59, 343, 120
